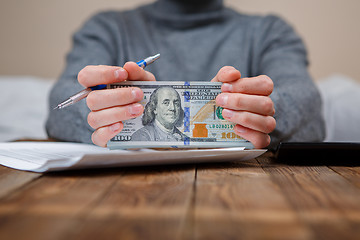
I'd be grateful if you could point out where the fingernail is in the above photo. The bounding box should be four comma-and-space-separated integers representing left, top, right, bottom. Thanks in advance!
129, 103, 143, 115
109, 122, 121, 132
235, 125, 247, 134
217, 94, 228, 106
131, 88, 141, 100
222, 109, 234, 118
222, 83, 233, 92
114, 68, 127, 80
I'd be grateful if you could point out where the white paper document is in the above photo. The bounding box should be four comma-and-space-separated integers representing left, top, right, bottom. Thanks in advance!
0, 142, 267, 173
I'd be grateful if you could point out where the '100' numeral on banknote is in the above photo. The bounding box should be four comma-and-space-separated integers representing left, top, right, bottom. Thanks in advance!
107, 81, 254, 149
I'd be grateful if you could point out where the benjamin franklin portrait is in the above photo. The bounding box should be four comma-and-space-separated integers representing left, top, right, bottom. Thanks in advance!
131, 86, 186, 141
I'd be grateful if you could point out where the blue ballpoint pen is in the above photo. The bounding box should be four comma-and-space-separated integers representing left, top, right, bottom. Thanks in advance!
53, 53, 160, 110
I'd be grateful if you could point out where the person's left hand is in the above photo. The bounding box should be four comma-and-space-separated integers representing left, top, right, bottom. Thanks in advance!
212, 66, 276, 148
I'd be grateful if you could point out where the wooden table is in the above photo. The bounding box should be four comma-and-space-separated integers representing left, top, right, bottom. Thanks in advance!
0, 152, 359, 240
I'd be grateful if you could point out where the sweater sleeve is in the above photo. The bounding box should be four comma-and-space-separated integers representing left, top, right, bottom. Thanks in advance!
46, 12, 120, 143
252, 15, 326, 150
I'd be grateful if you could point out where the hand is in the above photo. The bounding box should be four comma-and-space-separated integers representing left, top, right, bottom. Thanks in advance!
78, 62, 156, 147
212, 66, 276, 148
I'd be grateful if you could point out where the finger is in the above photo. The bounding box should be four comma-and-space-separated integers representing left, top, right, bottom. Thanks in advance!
211, 66, 241, 83
123, 62, 156, 81
88, 103, 144, 130
221, 109, 276, 134
221, 75, 274, 96
78, 65, 128, 87
233, 125, 271, 149
87, 87, 143, 111
216, 93, 275, 116
91, 122, 124, 147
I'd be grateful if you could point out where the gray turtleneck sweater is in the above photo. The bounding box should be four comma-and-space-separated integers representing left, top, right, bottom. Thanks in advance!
46, 0, 325, 150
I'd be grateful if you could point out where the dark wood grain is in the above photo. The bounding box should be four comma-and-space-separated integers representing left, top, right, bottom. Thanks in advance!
330, 166, 360, 188
257, 155, 360, 240
0, 166, 41, 198
1, 153, 360, 240
193, 158, 312, 240
0, 168, 121, 240
0, 165, 196, 240
69, 165, 196, 240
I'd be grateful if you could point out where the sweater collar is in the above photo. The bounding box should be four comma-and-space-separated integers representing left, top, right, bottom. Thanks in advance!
145, 0, 224, 28
156, 0, 223, 14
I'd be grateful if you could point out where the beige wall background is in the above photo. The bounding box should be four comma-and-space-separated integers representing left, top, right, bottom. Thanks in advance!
1, 0, 359, 81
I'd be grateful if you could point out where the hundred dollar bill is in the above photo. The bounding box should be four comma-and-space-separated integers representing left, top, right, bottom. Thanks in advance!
107, 81, 254, 149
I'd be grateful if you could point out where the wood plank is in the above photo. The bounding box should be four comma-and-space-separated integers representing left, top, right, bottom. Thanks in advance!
0, 165, 41, 198
330, 166, 360, 189
257, 155, 360, 240
69, 165, 196, 240
2, 152, 359, 239
193, 156, 312, 240
0, 168, 122, 240
0, 165, 196, 240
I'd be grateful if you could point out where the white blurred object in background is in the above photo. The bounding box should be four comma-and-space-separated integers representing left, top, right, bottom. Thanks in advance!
0, 76, 54, 142
318, 74, 360, 142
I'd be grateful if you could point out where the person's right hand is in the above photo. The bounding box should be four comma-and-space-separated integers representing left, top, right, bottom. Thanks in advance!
77, 62, 156, 147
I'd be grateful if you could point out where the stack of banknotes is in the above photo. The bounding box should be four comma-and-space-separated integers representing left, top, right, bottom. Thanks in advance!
107, 81, 254, 149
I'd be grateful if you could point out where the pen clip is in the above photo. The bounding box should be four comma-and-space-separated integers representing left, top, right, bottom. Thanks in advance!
90, 84, 107, 91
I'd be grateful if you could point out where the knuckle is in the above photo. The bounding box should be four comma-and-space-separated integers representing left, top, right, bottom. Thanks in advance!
92, 128, 108, 147
98, 68, 108, 82
252, 137, 262, 148
253, 134, 271, 149
147, 72, 156, 81
115, 88, 132, 103
234, 94, 244, 109
91, 131, 102, 147
218, 66, 233, 80
215, 94, 223, 106
220, 66, 232, 73
87, 112, 98, 129
91, 132, 97, 146
86, 92, 96, 110
265, 117, 276, 133
238, 112, 251, 126
262, 97, 274, 114
114, 88, 125, 103
77, 67, 89, 85
261, 135, 271, 148
237, 83, 248, 93
260, 74, 270, 82
261, 75, 274, 93
264, 135, 271, 147
123, 61, 132, 69
113, 107, 126, 120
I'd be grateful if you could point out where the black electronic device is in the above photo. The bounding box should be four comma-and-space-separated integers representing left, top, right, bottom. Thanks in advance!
274, 142, 360, 166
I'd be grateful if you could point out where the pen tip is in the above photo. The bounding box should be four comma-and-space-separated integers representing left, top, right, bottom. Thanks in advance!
53, 106, 60, 110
